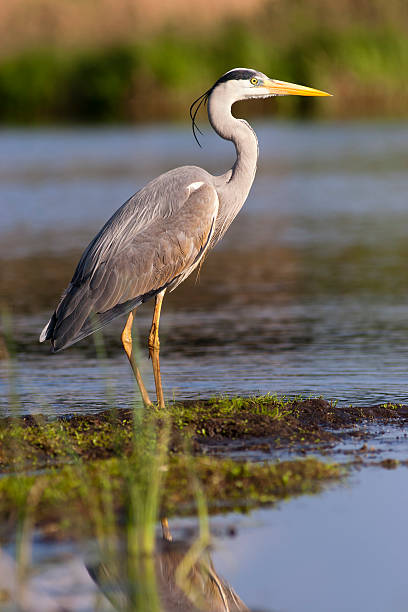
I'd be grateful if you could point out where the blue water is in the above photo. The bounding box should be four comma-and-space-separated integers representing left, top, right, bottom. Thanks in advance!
2, 121, 408, 611
2, 122, 408, 412
9, 458, 408, 611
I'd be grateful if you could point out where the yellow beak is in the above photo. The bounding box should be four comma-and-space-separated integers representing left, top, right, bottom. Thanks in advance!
264, 78, 332, 97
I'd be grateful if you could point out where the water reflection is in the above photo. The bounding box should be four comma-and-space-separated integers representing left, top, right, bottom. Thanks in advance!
3, 459, 408, 612
88, 534, 250, 612
0, 528, 253, 611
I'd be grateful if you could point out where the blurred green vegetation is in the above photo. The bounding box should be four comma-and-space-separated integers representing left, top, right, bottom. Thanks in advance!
1, 1, 408, 123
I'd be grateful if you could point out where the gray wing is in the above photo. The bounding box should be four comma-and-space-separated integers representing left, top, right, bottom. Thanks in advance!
40, 174, 218, 352
71, 166, 211, 284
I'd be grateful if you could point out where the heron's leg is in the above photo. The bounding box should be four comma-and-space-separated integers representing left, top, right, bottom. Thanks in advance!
161, 517, 172, 542
121, 310, 153, 407
148, 290, 166, 409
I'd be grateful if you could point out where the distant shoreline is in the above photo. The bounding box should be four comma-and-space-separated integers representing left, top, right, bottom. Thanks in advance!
1, 0, 408, 123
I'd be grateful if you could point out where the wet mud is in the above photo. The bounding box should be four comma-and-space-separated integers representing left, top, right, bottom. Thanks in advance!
173, 397, 408, 455
1, 396, 408, 470
1, 395, 408, 544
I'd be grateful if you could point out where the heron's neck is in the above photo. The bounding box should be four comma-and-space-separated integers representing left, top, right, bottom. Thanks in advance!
208, 92, 258, 239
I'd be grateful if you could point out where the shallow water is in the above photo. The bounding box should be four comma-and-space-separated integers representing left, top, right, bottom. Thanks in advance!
213, 466, 408, 612
5, 459, 408, 612
2, 122, 408, 611
2, 122, 408, 413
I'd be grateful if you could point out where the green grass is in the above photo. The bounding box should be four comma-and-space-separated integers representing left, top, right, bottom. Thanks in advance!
0, 394, 326, 471
208, 393, 301, 416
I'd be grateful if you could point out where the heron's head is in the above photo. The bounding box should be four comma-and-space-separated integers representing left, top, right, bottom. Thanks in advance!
210, 68, 331, 102
190, 67, 331, 144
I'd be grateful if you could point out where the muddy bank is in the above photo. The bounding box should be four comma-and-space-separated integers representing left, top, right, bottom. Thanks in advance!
1, 396, 407, 470
1, 395, 407, 539
0, 456, 343, 540
171, 396, 408, 454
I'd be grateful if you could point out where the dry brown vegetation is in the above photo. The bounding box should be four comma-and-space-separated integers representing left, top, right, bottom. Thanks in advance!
0, 0, 267, 56
1, 0, 408, 57
1, 0, 408, 121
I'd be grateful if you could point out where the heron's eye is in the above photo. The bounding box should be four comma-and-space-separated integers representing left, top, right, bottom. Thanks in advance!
250, 77, 258, 86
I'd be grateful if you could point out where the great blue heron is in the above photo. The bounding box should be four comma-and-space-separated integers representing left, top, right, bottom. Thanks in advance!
40, 68, 330, 408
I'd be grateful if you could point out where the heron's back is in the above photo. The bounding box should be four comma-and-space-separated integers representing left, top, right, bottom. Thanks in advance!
40, 166, 219, 351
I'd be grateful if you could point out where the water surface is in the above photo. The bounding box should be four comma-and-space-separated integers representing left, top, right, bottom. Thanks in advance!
6, 460, 408, 612
1, 122, 408, 413
2, 123, 408, 609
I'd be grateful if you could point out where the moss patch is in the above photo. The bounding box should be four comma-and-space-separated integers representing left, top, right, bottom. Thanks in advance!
0, 395, 358, 540
0, 455, 343, 539
2, 394, 406, 540
1, 395, 407, 472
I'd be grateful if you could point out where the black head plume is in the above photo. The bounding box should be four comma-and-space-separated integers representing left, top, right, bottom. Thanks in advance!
189, 87, 211, 147
214, 68, 258, 85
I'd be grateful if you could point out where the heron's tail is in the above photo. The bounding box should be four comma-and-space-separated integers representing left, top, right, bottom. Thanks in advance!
39, 290, 143, 352
39, 283, 166, 352
39, 314, 56, 344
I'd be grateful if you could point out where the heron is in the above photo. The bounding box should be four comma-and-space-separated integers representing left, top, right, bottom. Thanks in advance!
40, 68, 330, 408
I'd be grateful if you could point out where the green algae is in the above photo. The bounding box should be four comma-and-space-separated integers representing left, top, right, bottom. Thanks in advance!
0, 395, 350, 539
0, 395, 324, 471
2, 394, 408, 473
0, 401, 238, 471
3, 392, 407, 540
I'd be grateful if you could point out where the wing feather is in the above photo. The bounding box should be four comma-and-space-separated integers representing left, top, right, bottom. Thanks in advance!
41, 179, 219, 352
72, 166, 210, 284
